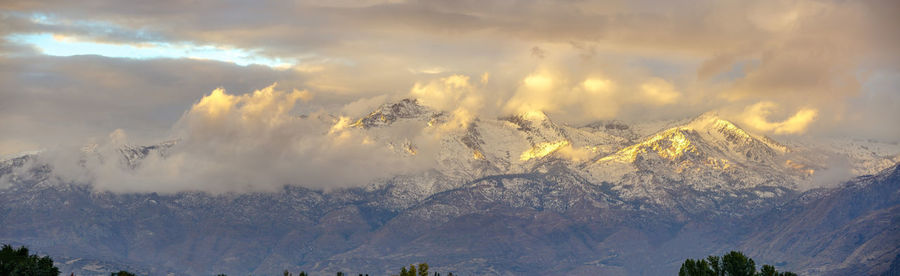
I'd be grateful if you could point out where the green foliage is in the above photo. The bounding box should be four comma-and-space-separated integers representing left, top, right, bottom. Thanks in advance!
679, 258, 715, 276
336, 272, 345, 276
0, 244, 60, 276
758, 265, 798, 276
759, 265, 776, 276
397, 263, 446, 276
299, 272, 307, 276
110, 271, 135, 276
722, 251, 756, 276
679, 251, 795, 276
707, 256, 722, 276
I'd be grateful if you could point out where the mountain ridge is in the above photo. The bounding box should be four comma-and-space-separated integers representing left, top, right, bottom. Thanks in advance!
0, 98, 898, 275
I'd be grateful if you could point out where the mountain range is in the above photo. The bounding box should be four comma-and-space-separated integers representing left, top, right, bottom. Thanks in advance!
1, 98, 898, 275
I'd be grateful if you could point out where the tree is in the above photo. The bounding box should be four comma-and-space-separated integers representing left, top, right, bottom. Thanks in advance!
679, 258, 714, 276
759, 265, 776, 276
110, 271, 135, 276
408, 264, 417, 276
0, 244, 60, 276
299, 272, 307, 276
758, 265, 798, 276
722, 251, 755, 276
400, 266, 408, 276
707, 256, 722, 276
417, 263, 429, 276
336, 272, 345, 276
679, 251, 794, 276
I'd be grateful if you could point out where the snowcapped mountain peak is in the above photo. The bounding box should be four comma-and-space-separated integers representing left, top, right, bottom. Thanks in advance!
685, 113, 788, 153
118, 140, 177, 169
580, 113, 822, 209
498, 110, 553, 133
685, 112, 748, 136
1, 150, 44, 163
350, 98, 435, 128
519, 110, 549, 122
595, 126, 697, 164
591, 113, 801, 183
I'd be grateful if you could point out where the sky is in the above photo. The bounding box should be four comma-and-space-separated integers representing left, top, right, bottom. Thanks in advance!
1, 0, 898, 192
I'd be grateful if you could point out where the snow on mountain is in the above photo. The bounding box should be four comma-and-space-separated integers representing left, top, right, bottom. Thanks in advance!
332, 99, 630, 201
571, 113, 819, 218
782, 136, 900, 177
350, 100, 625, 171
1, 98, 897, 275
2, 98, 883, 210
588, 112, 808, 186
117, 140, 177, 169
345, 100, 821, 195
349, 98, 435, 129
313, 100, 839, 219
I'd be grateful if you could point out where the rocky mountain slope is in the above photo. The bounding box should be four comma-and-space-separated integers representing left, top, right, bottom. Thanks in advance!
0, 99, 897, 275
742, 164, 900, 275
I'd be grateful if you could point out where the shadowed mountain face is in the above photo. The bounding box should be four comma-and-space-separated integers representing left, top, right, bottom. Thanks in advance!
742, 164, 900, 276
0, 102, 897, 275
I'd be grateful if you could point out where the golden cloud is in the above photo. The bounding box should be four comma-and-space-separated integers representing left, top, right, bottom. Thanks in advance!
640, 78, 680, 106
740, 101, 819, 135
65, 84, 436, 193
410, 74, 485, 131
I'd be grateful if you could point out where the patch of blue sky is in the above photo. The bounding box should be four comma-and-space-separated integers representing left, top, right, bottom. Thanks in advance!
627, 57, 700, 80
7, 33, 294, 68
709, 59, 760, 83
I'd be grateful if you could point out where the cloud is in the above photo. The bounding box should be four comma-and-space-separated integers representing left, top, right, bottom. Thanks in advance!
43, 84, 435, 194
640, 78, 680, 106
806, 153, 853, 190
0, 139, 39, 157
410, 74, 485, 131
0, 55, 316, 153
500, 64, 687, 123
740, 101, 819, 135
503, 71, 560, 115
530, 46, 546, 59
0, 0, 898, 190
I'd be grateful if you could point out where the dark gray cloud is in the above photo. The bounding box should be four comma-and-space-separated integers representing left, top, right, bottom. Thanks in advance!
0, 54, 312, 154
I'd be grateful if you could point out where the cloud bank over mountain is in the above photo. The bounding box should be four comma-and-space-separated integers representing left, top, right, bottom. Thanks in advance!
1, 0, 898, 191
36, 85, 443, 193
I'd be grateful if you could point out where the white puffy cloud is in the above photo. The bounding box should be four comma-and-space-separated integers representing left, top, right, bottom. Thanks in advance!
739, 101, 819, 135
46, 84, 435, 194
501, 64, 686, 123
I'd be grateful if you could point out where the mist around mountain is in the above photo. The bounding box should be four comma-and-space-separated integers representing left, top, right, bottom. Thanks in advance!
1, 99, 898, 275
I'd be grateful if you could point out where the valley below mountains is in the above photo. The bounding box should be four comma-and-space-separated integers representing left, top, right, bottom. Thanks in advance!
1, 99, 899, 275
